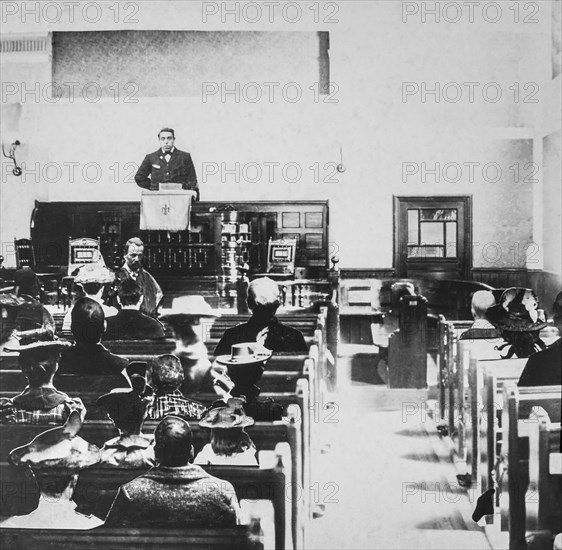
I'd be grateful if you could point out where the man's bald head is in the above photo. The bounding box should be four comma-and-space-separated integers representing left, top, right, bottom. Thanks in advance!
247, 277, 280, 318
154, 416, 193, 466
471, 290, 496, 320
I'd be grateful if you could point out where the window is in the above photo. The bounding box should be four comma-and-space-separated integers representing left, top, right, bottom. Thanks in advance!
406, 208, 458, 259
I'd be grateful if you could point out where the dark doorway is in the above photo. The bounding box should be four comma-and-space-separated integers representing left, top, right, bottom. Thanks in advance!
394, 196, 472, 280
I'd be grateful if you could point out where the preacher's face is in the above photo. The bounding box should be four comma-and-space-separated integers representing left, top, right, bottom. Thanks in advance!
125, 244, 144, 271
159, 131, 175, 153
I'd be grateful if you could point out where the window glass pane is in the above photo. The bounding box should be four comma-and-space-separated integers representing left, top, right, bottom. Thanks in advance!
445, 222, 457, 257
408, 245, 444, 258
420, 222, 444, 245
407, 210, 419, 244
420, 209, 457, 221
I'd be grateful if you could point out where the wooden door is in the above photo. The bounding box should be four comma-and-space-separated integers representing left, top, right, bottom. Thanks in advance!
394, 196, 472, 280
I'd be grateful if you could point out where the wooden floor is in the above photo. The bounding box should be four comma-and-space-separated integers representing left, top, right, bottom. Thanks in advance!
306, 362, 492, 550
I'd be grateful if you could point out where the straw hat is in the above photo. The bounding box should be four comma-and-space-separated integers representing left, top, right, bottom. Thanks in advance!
215, 343, 272, 366
74, 263, 115, 285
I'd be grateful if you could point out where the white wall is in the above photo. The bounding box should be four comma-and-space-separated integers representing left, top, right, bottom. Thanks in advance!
0, 1, 557, 272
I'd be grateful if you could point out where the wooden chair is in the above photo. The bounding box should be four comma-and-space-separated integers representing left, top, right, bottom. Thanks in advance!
13, 239, 35, 270
67, 237, 101, 276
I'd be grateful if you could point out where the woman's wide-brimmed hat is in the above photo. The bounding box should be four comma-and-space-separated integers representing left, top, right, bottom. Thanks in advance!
73, 263, 115, 285
199, 397, 254, 429
8, 410, 100, 471
160, 295, 219, 320
486, 287, 548, 332
4, 338, 71, 354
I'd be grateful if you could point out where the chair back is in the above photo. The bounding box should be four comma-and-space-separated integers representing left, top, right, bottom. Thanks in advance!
14, 238, 35, 269
68, 237, 101, 276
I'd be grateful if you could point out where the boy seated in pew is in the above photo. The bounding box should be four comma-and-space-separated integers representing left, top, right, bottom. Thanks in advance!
214, 277, 308, 355
195, 397, 258, 466
103, 279, 165, 341
0, 410, 102, 529
518, 291, 562, 387
147, 354, 207, 421
96, 363, 156, 469
104, 416, 242, 527
212, 343, 284, 422
459, 290, 500, 341
56, 298, 130, 391
0, 337, 86, 424
486, 287, 548, 359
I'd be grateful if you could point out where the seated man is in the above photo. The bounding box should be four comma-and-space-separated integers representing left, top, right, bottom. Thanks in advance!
62, 263, 118, 333
56, 297, 130, 390
97, 364, 156, 468
104, 415, 241, 527
147, 354, 207, 421
115, 237, 163, 318
518, 291, 562, 387
214, 277, 308, 356
104, 279, 165, 340
0, 338, 86, 424
459, 290, 501, 341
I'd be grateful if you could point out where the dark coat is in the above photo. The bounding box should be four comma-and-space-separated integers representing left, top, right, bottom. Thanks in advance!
213, 316, 308, 356
518, 338, 561, 387
114, 267, 163, 318
56, 344, 130, 391
103, 309, 165, 340
135, 148, 198, 198
104, 464, 240, 527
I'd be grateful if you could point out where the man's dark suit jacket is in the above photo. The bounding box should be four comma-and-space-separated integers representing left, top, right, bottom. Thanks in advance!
518, 338, 561, 387
135, 148, 199, 199
103, 309, 165, 340
213, 316, 308, 356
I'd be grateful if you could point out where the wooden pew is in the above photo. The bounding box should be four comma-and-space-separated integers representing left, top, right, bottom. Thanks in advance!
465, 357, 527, 488
526, 407, 562, 540
454, 339, 503, 472
0, 524, 263, 550
0, 378, 310, 550
436, 316, 472, 434
481, 359, 528, 491
498, 382, 562, 550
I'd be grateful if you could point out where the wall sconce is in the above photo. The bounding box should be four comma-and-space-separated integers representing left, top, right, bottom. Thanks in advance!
2, 140, 22, 176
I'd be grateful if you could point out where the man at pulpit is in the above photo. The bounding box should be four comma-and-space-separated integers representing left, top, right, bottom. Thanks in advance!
115, 238, 163, 318
134, 128, 199, 201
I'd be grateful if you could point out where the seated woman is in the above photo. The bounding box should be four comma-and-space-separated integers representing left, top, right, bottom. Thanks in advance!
159, 295, 220, 395
96, 364, 156, 468
486, 287, 548, 358
195, 397, 258, 466
0, 410, 102, 529
0, 338, 86, 424
147, 354, 207, 421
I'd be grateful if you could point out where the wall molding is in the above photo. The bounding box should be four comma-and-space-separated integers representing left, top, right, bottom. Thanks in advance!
1, 34, 50, 54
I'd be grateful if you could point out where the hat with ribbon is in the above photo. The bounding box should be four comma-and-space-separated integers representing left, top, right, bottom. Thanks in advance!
215, 342, 272, 366
199, 397, 254, 429
486, 287, 548, 332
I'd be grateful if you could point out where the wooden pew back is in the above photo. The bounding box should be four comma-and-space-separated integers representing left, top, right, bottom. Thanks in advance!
499, 382, 562, 548
0, 525, 263, 550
